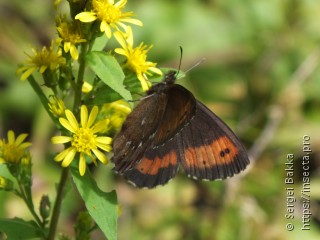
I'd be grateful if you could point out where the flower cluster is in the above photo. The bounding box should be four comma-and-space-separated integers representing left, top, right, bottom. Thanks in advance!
114, 27, 162, 91
15, 0, 162, 176
75, 0, 143, 38
0, 130, 32, 185
16, 41, 66, 81
75, 0, 162, 90
56, 15, 87, 60
0, 130, 31, 165
51, 105, 112, 176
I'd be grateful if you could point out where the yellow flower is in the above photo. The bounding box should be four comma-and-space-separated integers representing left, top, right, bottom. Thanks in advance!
100, 100, 131, 134
82, 81, 93, 93
75, 0, 142, 38
54, 0, 62, 10
51, 105, 112, 176
56, 16, 86, 60
16, 41, 66, 81
48, 95, 66, 117
0, 130, 31, 164
0, 176, 14, 191
114, 27, 162, 91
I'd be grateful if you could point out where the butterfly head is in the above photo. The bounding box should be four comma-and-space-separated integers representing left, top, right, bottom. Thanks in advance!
163, 70, 178, 84
147, 70, 178, 94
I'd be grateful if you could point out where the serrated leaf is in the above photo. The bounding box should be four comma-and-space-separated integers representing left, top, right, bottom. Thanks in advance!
71, 167, 117, 240
86, 51, 132, 101
0, 217, 44, 239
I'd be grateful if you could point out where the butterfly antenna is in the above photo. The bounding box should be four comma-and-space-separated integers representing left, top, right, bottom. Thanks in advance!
184, 57, 206, 75
128, 93, 155, 102
175, 46, 183, 78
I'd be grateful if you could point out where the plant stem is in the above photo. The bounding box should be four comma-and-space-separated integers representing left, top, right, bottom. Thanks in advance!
27, 75, 59, 126
73, 43, 88, 113
47, 167, 69, 240
17, 183, 43, 229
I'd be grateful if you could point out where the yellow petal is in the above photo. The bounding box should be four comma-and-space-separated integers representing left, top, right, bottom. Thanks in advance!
39, 65, 48, 74
59, 118, 77, 133
92, 149, 108, 164
54, 148, 72, 162
79, 154, 86, 176
64, 109, 79, 131
116, 21, 128, 31
114, 0, 125, 8
70, 45, 79, 60
7, 131, 15, 144
16, 66, 29, 74
75, 12, 97, 22
114, 32, 126, 49
80, 105, 88, 128
20, 67, 37, 80
15, 133, 28, 146
149, 67, 163, 75
82, 81, 93, 93
91, 120, 108, 133
51, 136, 72, 144
64, 42, 71, 52
137, 73, 150, 91
61, 148, 77, 167
96, 142, 112, 152
19, 142, 32, 149
87, 106, 98, 128
121, 18, 143, 26
101, 21, 112, 38
114, 48, 127, 56
96, 136, 113, 145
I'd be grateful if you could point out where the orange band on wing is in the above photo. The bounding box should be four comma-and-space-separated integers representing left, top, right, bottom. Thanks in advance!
136, 151, 178, 175
184, 136, 238, 168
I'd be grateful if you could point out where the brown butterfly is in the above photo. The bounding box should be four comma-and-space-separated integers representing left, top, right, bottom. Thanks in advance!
112, 71, 249, 188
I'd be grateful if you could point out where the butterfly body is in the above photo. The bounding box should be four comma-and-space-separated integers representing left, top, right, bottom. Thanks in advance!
112, 71, 249, 188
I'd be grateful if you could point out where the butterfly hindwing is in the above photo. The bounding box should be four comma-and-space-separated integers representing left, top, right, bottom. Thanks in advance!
122, 138, 180, 188
178, 101, 249, 180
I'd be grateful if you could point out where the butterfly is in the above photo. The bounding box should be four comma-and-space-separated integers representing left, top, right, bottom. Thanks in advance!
112, 71, 250, 188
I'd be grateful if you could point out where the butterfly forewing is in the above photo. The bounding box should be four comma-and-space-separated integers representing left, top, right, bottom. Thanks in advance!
152, 85, 196, 146
112, 93, 167, 173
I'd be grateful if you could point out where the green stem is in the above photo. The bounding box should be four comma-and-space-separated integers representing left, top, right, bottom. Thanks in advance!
27, 75, 59, 126
17, 183, 43, 229
47, 167, 69, 240
73, 42, 89, 113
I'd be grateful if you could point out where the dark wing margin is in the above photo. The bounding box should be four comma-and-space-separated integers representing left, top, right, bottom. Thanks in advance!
178, 101, 249, 180
122, 138, 180, 188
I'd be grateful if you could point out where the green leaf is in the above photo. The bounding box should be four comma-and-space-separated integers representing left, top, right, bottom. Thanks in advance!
84, 84, 123, 106
71, 167, 118, 240
0, 217, 44, 239
91, 36, 108, 51
86, 51, 132, 101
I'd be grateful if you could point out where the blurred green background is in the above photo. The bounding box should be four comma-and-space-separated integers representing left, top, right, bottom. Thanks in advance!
1, 0, 320, 239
